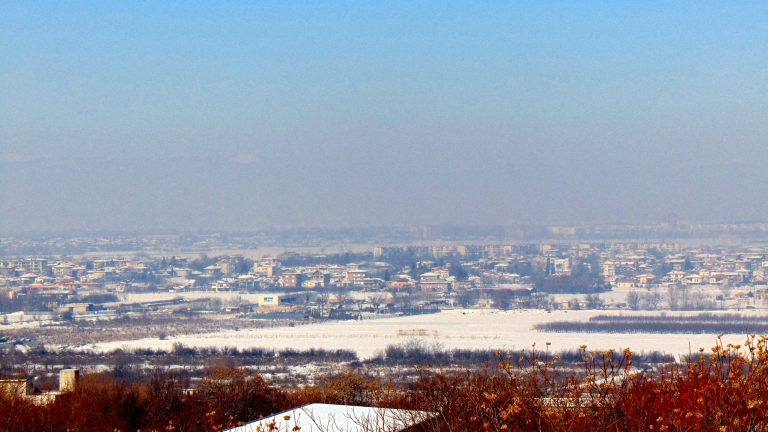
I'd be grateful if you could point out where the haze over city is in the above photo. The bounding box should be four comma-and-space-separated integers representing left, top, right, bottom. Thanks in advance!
6, 4, 768, 430
1, 1, 767, 232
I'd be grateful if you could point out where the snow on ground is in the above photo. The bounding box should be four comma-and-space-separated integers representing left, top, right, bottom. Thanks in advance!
122, 285, 746, 310
92, 309, 758, 360
123, 292, 255, 303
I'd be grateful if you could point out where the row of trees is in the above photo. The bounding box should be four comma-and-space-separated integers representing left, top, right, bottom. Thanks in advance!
535, 312, 768, 334
0, 345, 359, 376
626, 286, 720, 311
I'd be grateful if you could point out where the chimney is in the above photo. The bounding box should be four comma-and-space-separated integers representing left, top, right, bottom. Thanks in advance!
59, 369, 79, 392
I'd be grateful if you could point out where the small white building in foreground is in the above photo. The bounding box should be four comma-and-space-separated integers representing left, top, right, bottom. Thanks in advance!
224, 403, 436, 432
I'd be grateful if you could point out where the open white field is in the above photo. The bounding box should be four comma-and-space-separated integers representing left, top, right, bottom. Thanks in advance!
92, 309, 759, 359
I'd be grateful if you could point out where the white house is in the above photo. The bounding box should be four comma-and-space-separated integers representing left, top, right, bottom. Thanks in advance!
224, 403, 435, 432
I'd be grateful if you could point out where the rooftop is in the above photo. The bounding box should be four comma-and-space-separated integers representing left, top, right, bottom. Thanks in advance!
224, 403, 435, 432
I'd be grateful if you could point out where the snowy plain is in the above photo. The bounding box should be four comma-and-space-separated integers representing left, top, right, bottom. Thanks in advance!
92, 308, 757, 360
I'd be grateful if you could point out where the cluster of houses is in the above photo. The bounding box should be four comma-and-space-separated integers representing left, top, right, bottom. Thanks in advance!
602, 247, 767, 288
3, 241, 768, 313
0, 254, 507, 297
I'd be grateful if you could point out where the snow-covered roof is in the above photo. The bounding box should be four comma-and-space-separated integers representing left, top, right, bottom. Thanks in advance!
224, 403, 435, 432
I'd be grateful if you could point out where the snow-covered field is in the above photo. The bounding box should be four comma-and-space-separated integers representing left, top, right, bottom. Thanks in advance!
92, 309, 757, 360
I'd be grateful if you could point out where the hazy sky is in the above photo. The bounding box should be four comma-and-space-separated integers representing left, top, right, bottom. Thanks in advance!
1, 2, 767, 232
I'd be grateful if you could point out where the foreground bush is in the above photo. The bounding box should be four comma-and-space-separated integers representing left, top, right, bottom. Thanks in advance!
0, 369, 289, 432
3, 335, 768, 431
397, 335, 768, 431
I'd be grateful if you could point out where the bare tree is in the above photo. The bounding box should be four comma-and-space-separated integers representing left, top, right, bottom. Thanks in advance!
530, 293, 554, 310
456, 289, 478, 308
334, 288, 351, 308
567, 297, 581, 310
389, 289, 412, 308
679, 286, 691, 310
626, 291, 641, 310
690, 291, 712, 310
584, 294, 604, 309
667, 285, 680, 310
720, 284, 733, 309
490, 290, 513, 310
316, 291, 330, 315
370, 293, 386, 311
641, 291, 662, 310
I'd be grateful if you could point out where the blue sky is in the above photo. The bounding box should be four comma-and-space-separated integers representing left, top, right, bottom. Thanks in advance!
1, 2, 767, 231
